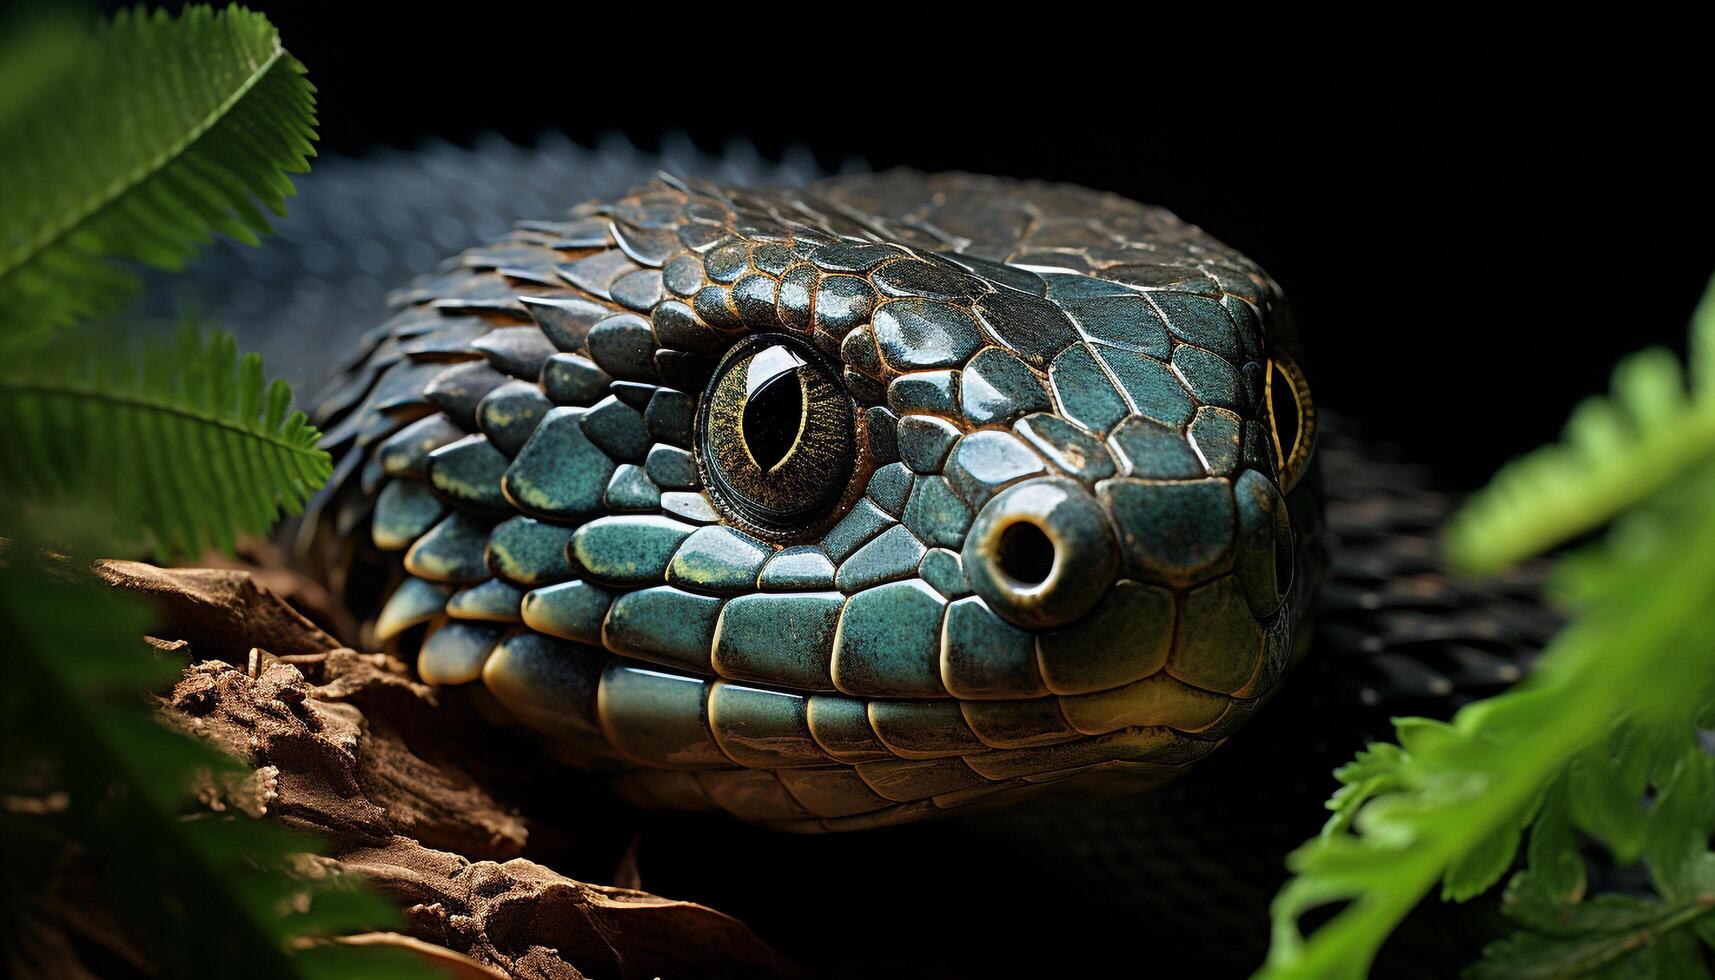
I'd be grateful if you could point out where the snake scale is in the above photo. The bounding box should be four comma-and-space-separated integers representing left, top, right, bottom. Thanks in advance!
291, 163, 1557, 971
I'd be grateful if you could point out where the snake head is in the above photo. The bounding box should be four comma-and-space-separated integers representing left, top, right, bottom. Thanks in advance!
332, 172, 1319, 829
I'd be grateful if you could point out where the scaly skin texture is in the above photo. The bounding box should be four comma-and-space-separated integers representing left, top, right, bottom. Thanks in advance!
303, 171, 1322, 830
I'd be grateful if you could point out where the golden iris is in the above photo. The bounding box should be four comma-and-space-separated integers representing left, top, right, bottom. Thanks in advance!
697, 335, 856, 534
1264, 352, 1316, 493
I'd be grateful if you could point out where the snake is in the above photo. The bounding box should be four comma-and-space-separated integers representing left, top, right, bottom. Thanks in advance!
292, 165, 1556, 969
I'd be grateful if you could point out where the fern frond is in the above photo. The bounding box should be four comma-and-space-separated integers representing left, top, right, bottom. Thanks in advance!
1446, 333, 1715, 574
0, 5, 316, 344
0, 325, 332, 557
1693, 270, 1715, 394
1263, 280, 1715, 978
1260, 461, 1715, 978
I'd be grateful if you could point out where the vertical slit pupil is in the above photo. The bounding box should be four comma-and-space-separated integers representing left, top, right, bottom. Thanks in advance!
1270, 362, 1300, 468
998, 522, 1055, 585
742, 372, 803, 471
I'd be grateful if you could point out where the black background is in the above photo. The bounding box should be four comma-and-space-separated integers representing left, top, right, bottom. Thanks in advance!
168, 3, 1715, 486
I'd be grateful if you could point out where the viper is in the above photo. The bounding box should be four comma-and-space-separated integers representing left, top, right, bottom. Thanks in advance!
292, 167, 1555, 973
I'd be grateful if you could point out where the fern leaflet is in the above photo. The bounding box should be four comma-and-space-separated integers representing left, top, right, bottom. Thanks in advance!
0, 326, 332, 557
0, 5, 316, 344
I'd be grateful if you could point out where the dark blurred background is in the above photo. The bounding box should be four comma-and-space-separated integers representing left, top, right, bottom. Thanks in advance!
134, 2, 1715, 487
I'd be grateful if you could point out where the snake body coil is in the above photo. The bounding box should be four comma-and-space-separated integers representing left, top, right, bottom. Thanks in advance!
305, 171, 1325, 830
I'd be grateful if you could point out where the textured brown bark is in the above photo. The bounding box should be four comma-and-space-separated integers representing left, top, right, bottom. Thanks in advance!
99, 558, 796, 980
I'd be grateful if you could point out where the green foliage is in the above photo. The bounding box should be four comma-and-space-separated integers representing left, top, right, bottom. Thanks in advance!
0, 6, 418, 977
0, 4, 316, 345
1259, 285, 1715, 978
1468, 738, 1715, 980
0, 325, 332, 557
0, 538, 420, 978
1446, 281, 1715, 574
0, 6, 90, 126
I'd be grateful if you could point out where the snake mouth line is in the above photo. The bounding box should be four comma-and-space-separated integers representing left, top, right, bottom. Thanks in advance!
421, 620, 1247, 830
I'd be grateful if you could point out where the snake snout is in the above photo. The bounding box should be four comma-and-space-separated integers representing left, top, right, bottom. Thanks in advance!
962, 477, 1118, 629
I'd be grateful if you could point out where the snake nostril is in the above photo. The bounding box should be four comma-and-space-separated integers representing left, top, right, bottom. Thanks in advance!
964, 477, 1118, 629
997, 521, 1055, 586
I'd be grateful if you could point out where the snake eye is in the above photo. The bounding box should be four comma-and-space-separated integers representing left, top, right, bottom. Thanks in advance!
697, 335, 858, 535
1265, 352, 1316, 493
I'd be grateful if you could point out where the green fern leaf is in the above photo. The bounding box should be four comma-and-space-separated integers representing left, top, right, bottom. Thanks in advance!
1468, 895, 1713, 980
1693, 273, 1715, 394
1446, 346, 1715, 574
1261, 479, 1715, 979
1446, 275, 1715, 574
0, 5, 316, 344
0, 325, 332, 557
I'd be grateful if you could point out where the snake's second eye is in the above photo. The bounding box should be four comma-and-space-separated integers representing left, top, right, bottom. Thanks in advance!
697, 335, 858, 536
